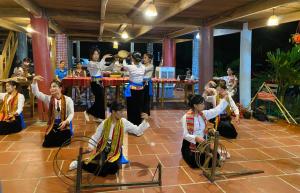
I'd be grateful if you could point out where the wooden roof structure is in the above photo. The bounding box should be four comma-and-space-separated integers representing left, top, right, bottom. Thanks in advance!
0, 0, 300, 42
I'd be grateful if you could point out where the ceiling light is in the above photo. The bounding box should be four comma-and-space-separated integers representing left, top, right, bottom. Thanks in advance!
113, 41, 118, 49
26, 24, 33, 33
121, 31, 129, 39
267, 9, 279, 26
145, 1, 158, 17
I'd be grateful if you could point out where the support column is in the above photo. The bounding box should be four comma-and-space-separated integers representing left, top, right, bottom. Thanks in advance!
162, 38, 176, 67
240, 23, 252, 107
199, 27, 214, 93
147, 43, 153, 55
76, 41, 80, 60
67, 39, 73, 68
55, 34, 68, 67
30, 15, 53, 121
16, 32, 28, 61
130, 42, 134, 52
192, 32, 200, 92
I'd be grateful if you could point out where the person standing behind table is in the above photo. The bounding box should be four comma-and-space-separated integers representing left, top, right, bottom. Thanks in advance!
0, 79, 25, 135
84, 47, 112, 122
122, 52, 146, 126
142, 53, 154, 116
55, 60, 68, 81
72, 62, 87, 105
31, 75, 74, 147
213, 67, 238, 97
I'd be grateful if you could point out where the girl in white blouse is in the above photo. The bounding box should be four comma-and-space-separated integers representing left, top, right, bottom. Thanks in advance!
181, 94, 229, 168
0, 80, 25, 135
84, 47, 112, 122
31, 75, 74, 147
143, 53, 154, 116
122, 52, 146, 125
69, 101, 150, 177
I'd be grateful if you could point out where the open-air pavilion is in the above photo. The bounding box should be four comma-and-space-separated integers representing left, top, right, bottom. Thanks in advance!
1, 0, 300, 193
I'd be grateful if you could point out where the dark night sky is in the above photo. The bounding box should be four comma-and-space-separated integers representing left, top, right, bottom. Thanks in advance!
74, 21, 298, 76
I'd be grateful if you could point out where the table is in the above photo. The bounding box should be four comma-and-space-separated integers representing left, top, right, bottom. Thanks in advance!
62, 77, 198, 107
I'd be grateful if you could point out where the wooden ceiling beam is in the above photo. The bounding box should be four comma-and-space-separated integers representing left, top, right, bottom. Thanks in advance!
99, 0, 109, 39
167, 27, 200, 38
117, 23, 127, 33
13, 0, 63, 33
133, 0, 204, 38
0, 8, 29, 17
69, 36, 157, 43
0, 18, 27, 32
127, 0, 147, 18
249, 11, 300, 29
205, 0, 298, 26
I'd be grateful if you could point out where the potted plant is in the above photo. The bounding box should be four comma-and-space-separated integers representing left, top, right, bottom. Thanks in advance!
266, 46, 300, 103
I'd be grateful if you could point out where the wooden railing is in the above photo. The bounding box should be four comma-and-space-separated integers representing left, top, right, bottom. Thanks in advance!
0, 31, 18, 79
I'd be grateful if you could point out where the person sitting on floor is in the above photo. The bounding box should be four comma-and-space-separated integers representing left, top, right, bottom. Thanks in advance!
69, 101, 150, 177
0, 79, 25, 135
31, 75, 74, 147
203, 80, 239, 139
181, 94, 230, 168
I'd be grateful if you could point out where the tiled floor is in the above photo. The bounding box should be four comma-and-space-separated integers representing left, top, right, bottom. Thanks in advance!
1, 109, 300, 193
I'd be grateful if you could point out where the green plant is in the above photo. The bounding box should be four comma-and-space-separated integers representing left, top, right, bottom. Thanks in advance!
266, 46, 300, 102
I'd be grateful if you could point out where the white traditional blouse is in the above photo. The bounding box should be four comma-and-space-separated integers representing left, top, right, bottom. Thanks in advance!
123, 62, 145, 83
181, 99, 229, 144
31, 82, 74, 123
87, 58, 111, 77
143, 64, 154, 79
204, 94, 239, 115
88, 118, 150, 150
0, 93, 25, 115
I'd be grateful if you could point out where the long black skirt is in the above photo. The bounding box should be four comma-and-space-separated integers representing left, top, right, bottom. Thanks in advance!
143, 84, 151, 116
82, 151, 120, 177
87, 81, 105, 119
0, 116, 22, 135
126, 89, 144, 125
217, 115, 238, 139
42, 124, 71, 147
181, 139, 219, 168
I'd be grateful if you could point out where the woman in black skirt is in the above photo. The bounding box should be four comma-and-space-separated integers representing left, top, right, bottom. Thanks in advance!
123, 52, 146, 125
84, 48, 112, 122
0, 80, 25, 135
143, 53, 154, 115
181, 94, 230, 168
31, 75, 74, 147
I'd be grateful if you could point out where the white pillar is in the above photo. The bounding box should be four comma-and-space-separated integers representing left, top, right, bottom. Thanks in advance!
130, 42, 134, 52
240, 23, 252, 107
76, 41, 80, 60
192, 32, 200, 92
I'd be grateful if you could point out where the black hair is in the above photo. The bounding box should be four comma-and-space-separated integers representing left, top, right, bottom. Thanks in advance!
187, 94, 204, 109
144, 53, 153, 60
89, 47, 101, 61
59, 60, 65, 64
23, 57, 31, 63
131, 51, 142, 63
7, 81, 19, 90
227, 67, 234, 74
108, 101, 125, 113
218, 80, 227, 90
51, 79, 62, 88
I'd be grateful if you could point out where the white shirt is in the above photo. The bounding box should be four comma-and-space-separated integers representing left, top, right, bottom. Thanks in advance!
143, 64, 154, 79
181, 99, 229, 144
87, 58, 110, 77
123, 62, 145, 83
220, 75, 238, 95
204, 94, 239, 115
0, 93, 25, 115
88, 118, 150, 150
31, 82, 74, 123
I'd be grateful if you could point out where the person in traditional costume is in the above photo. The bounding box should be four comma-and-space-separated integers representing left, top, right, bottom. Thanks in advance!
203, 81, 239, 139
31, 76, 74, 147
72, 62, 87, 104
69, 101, 150, 176
0, 80, 25, 135
143, 53, 154, 116
84, 48, 112, 122
213, 68, 238, 97
181, 94, 230, 168
122, 52, 146, 125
